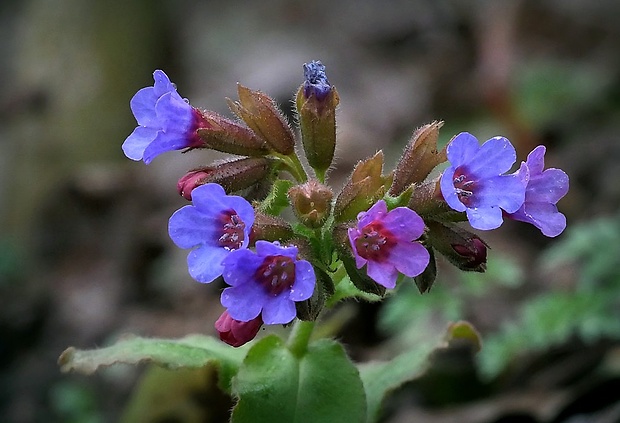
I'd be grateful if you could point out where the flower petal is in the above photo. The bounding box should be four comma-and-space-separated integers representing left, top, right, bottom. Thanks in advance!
152, 70, 175, 97
142, 132, 190, 164
466, 206, 504, 230
255, 240, 297, 259
446, 132, 481, 167
382, 207, 425, 241
476, 174, 525, 213
122, 126, 159, 161
440, 166, 467, 212
468, 136, 516, 177
156, 92, 193, 133
358, 200, 388, 228
510, 203, 567, 237
190, 183, 227, 211
527, 168, 569, 204
187, 246, 228, 283
290, 260, 315, 301
390, 241, 430, 278
525, 145, 546, 175
347, 227, 368, 269
366, 259, 398, 289
130, 87, 159, 127
261, 294, 297, 325
221, 285, 264, 322
221, 249, 263, 287
168, 205, 218, 249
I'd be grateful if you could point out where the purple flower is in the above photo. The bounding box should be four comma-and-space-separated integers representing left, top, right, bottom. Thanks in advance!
506, 146, 569, 237
122, 70, 207, 164
347, 200, 430, 289
440, 132, 526, 230
220, 241, 315, 325
303, 60, 332, 101
168, 183, 254, 283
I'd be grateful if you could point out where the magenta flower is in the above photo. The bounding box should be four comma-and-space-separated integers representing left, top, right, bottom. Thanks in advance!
506, 146, 569, 237
122, 70, 207, 164
215, 310, 263, 347
347, 200, 430, 289
168, 183, 254, 283
440, 132, 526, 230
220, 241, 315, 325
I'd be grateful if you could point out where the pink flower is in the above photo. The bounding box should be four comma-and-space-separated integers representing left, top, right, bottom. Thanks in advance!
348, 200, 430, 289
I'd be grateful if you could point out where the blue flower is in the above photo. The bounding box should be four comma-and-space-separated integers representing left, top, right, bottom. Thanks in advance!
168, 183, 254, 283
506, 146, 569, 237
220, 241, 316, 325
122, 70, 206, 164
440, 132, 526, 230
303, 60, 332, 101
348, 200, 430, 289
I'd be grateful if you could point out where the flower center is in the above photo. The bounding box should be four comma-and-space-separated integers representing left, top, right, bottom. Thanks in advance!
453, 166, 477, 207
218, 210, 246, 250
255, 255, 296, 296
354, 222, 396, 262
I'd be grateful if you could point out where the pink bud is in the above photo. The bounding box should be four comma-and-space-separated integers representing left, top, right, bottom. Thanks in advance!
177, 169, 212, 200
215, 311, 263, 347
451, 237, 487, 271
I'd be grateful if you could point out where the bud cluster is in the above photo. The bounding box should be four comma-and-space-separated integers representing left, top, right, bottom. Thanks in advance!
123, 62, 569, 346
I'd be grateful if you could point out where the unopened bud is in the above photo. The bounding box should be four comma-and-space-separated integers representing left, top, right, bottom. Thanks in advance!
390, 121, 446, 196
408, 178, 459, 220
295, 61, 340, 177
426, 221, 487, 272
196, 111, 270, 156
250, 212, 295, 244
288, 180, 333, 228
228, 84, 295, 155
215, 311, 263, 347
177, 169, 211, 200
334, 151, 388, 222
177, 157, 272, 199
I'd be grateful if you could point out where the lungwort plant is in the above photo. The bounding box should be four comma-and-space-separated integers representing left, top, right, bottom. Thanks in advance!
59, 61, 569, 423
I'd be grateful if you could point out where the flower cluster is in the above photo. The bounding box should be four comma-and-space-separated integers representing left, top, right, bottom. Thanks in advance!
440, 133, 569, 235
123, 61, 569, 346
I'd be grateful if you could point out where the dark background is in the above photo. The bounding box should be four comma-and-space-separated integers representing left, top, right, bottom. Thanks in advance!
1, 0, 619, 422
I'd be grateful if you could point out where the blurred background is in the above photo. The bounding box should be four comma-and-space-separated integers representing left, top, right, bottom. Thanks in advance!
1, 0, 620, 422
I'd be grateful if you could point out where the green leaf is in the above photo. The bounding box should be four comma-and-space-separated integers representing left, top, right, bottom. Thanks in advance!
231, 335, 366, 423
326, 274, 383, 307
58, 335, 249, 392
358, 332, 443, 423
259, 179, 294, 216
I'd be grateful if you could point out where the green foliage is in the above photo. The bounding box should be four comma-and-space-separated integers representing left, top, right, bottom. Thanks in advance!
50, 380, 104, 423
231, 335, 366, 423
515, 61, 613, 127
358, 336, 441, 422
258, 179, 294, 216
120, 366, 228, 423
380, 214, 620, 380
479, 214, 620, 378
378, 254, 523, 348
58, 335, 249, 392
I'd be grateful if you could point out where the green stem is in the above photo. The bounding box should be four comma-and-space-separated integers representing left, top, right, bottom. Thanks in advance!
287, 153, 309, 182
287, 320, 315, 357
276, 153, 308, 183
315, 168, 326, 184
